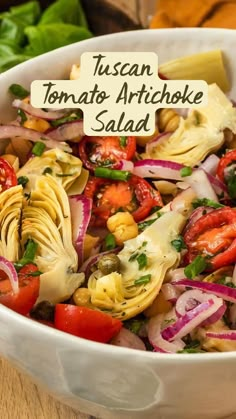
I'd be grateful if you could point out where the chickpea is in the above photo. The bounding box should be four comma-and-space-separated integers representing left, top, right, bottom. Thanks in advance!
73, 287, 91, 306
107, 212, 138, 245
24, 117, 50, 133
144, 291, 172, 317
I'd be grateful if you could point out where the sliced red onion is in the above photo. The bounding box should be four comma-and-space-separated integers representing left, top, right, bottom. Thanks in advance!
0, 256, 18, 294
117, 159, 134, 172
199, 154, 220, 176
133, 159, 184, 180
205, 172, 228, 197
148, 313, 185, 353
175, 289, 226, 326
12, 99, 67, 120
69, 195, 92, 265
111, 327, 146, 350
47, 120, 84, 141
162, 298, 223, 341
232, 264, 236, 286
206, 331, 236, 340
161, 283, 181, 303
170, 187, 196, 214
79, 248, 120, 279
146, 132, 172, 155
0, 125, 71, 152
172, 279, 236, 304
184, 169, 218, 202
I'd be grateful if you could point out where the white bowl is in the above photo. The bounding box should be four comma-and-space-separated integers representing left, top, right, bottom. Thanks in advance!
1, 28, 236, 419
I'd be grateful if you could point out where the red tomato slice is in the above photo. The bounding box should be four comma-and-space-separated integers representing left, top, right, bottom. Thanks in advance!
0, 157, 17, 191
55, 304, 122, 343
84, 174, 163, 227
217, 150, 236, 182
78, 135, 136, 171
184, 207, 236, 270
0, 264, 40, 315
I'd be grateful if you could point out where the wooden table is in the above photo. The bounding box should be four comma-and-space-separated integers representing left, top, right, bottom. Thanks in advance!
0, 1, 158, 418
0, 358, 91, 419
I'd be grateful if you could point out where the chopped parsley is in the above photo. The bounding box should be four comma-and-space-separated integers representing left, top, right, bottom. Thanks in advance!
17, 109, 27, 125
180, 166, 192, 177
119, 136, 127, 147
184, 255, 207, 279
134, 274, 151, 286
9, 83, 29, 99
104, 233, 116, 251
32, 141, 46, 156
226, 170, 236, 199
171, 235, 186, 252
137, 253, 147, 270
192, 198, 224, 209
51, 111, 82, 127
138, 218, 157, 231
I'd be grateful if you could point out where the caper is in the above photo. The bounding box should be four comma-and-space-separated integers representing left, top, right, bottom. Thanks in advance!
98, 254, 121, 275
30, 300, 55, 322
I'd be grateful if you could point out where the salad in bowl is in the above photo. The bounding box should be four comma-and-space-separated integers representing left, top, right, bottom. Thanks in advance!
0, 43, 236, 356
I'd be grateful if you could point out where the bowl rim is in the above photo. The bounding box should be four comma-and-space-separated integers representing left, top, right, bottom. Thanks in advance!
1, 27, 236, 362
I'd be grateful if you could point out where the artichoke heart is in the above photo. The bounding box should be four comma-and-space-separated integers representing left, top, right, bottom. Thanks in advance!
145, 84, 236, 166
0, 185, 23, 261
21, 175, 84, 303
88, 211, 186, 320
17, 148, 83, 192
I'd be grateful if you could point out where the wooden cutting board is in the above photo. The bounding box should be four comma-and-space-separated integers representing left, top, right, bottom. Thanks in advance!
0, 358, 91, 419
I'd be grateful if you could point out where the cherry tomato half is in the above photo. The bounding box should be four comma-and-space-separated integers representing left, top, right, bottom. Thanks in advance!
84, 174, 163, 227
0, 158, 17, 191
55, 304, 122, 343
78, 135, 136, 171
184, 207, 236, 270
0, 264, 40, 315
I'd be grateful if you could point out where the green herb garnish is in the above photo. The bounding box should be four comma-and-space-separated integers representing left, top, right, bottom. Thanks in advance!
125, 319, 146, 335
184, 255, 207, 279
180, 166, 192, 177
150, 205, 162, 214
32, 141, 46, 156
105, 233, 116, 251
171, 235, 186, 252
17, 109, 27, 125
138, 218, 158, 231
137, 253, 147, 270
192, 198, 224, 209
226, 170, 236, 199
129, 252, 139, 262
51, 112, 82, 127
14, 239, 38, 271
119, 136, 127, 147
134, 274, 151, 286
9, 83, 29, 98
17, 176, 29, 187
94, 167, 131, 181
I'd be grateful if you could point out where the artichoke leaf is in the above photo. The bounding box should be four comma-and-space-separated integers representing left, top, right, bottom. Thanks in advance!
88, 211, 186, 320
145, 84, 236, 166
17, 148, 83, 192
0, 185, 23, 262
22, 176, 84, 303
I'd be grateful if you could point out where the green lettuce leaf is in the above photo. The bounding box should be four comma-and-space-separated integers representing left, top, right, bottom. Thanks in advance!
39, 0, 88, 28
24, 23, 92, 55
